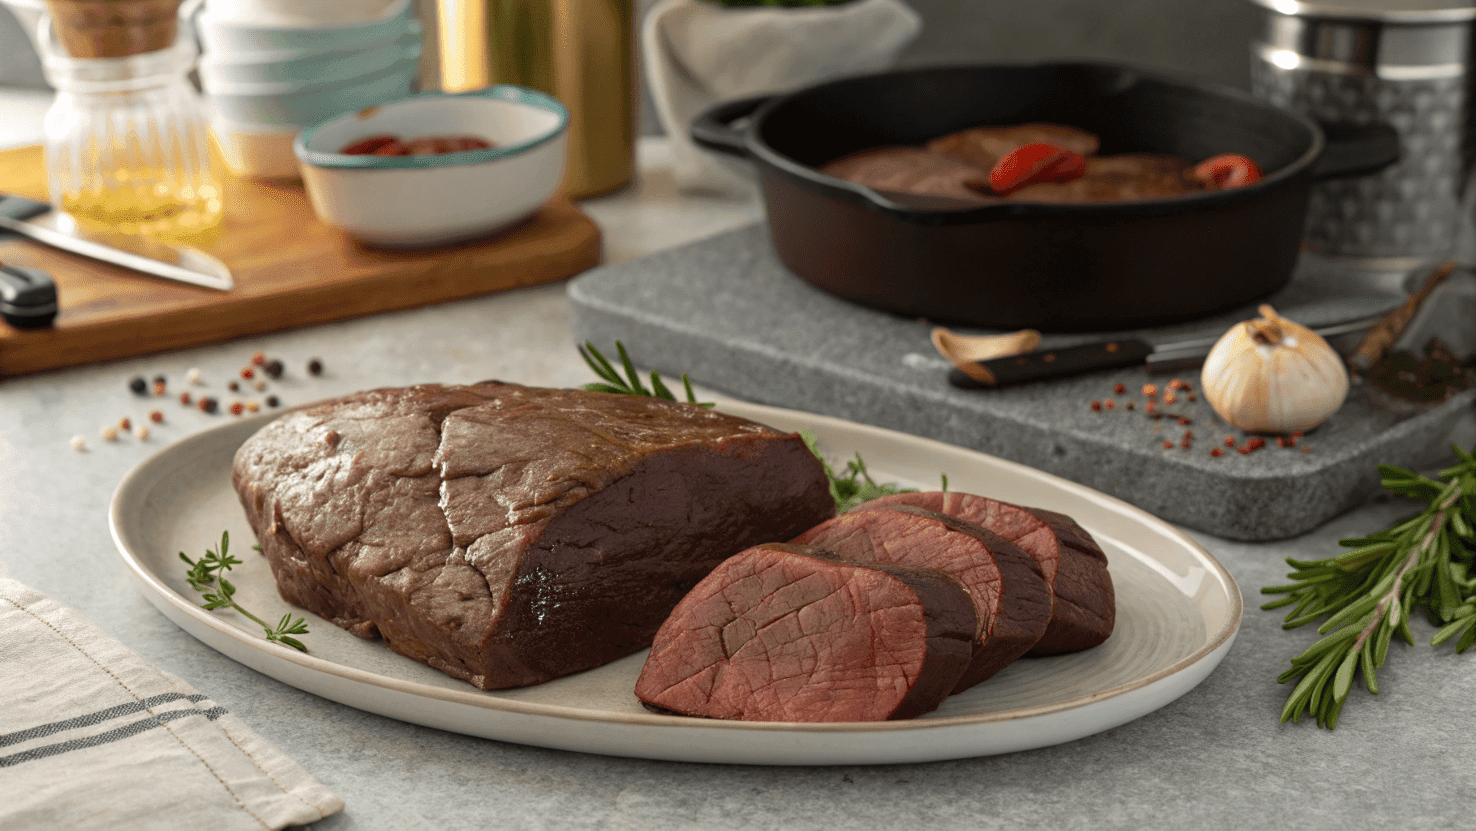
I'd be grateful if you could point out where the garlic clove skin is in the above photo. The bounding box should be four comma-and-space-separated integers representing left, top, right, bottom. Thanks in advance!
1201, 304, 1350, 435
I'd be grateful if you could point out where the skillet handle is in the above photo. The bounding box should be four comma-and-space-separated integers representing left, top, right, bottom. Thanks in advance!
689, 94, 773, 158
1310, 121, 1401, 181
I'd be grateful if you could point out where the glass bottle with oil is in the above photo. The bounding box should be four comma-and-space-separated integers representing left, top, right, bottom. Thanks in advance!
38, 15, 221, 239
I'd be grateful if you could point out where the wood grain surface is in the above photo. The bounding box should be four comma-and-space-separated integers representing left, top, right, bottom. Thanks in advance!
0, 144, 602, 378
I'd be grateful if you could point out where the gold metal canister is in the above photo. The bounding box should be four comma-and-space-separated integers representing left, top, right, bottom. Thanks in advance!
436, 0, 636, 199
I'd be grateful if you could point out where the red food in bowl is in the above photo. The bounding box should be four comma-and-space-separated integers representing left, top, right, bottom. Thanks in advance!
339, 134, 494, 156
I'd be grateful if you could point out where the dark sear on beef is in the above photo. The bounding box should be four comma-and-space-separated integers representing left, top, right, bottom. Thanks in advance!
633, 543, 976, 722
793, 506, 1051, 692
231, 382, 836, 690
858, 492, 1114, 655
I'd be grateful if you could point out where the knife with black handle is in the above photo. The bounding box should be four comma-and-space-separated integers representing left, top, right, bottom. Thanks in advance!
947, 315, 1386, 388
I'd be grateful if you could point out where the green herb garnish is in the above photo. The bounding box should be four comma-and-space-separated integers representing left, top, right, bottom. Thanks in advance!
1262, 446, 1476, 728
580, 341, 712, 407
181, 531, 310, 652
800, 430, 935, 513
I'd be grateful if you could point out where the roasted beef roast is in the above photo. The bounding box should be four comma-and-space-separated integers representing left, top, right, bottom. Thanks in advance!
794, 505, 1052, 692
633, 543, 976, 721
232, 382, 836, 690
859, 492, 1114, 655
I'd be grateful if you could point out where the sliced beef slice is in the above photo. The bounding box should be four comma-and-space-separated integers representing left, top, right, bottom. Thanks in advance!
818, 146, 996, 204
1008, 153, 1200, 204
634, 543, 975, 722
926, 123, 1101, 172
232, 382, 836, 690
857, 492, 1114, 655
794, 506, 1050, 692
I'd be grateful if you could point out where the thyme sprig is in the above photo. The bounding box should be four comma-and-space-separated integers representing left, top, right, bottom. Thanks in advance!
799, 430, 927, 512
1262, 446, 1476, 728
580, 341, 712, 407
181, 532, 310, 652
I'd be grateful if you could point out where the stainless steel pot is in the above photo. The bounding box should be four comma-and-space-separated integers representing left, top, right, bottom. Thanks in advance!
1248, 0, 1476, 267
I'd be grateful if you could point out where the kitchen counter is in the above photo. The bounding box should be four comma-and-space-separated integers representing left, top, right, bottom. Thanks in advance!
2, 102, 1474, 828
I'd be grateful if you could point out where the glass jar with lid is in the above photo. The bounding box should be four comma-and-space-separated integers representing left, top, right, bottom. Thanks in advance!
37, 11, 222, 238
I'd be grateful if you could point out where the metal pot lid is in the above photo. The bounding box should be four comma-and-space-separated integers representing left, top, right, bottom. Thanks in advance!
1249, 0, 1476, 24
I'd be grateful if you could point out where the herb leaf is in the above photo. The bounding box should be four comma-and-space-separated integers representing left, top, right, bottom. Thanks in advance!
1262, 447, 1476, 728
181, 531, 310, 652
579, 342, 713, 407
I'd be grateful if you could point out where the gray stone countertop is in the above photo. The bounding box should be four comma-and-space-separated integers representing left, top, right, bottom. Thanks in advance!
2, 138, 1473, 830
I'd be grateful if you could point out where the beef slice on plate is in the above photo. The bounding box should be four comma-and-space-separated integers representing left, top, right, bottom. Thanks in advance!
634, 543, 976, 722
859, 491, 1115, 655
795, 505, 1051, 691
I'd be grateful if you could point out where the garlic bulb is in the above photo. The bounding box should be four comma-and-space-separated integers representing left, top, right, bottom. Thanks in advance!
1200, 305, 1349, 434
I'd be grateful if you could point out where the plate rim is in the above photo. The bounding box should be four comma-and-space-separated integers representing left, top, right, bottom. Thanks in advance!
109, 399, 1243, 743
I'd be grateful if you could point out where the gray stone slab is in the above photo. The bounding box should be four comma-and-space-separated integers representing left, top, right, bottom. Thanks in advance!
568, 223, 1475, 541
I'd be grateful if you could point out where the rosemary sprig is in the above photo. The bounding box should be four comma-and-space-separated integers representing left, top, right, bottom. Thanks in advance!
181, 531, 310, 652
799, 430, 941, 512
579, 341, 712, 407
1262, 446, 1476, 728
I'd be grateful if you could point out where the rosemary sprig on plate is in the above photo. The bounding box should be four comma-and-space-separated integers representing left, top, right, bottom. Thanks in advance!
579, 341, 712, 407
1261, 446, 1476, 728
799, 430, 931, 512
181, 531, 310, 652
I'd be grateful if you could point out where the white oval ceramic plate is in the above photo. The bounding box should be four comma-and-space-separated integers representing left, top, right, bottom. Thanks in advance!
110, 401, 1241, 766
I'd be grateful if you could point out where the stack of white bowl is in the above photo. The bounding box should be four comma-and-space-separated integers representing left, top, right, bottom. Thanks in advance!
195, 0, 421, 178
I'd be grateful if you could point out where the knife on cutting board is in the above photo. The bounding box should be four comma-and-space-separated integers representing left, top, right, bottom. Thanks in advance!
0, 195, 233, 292
946, 313, 1387, 388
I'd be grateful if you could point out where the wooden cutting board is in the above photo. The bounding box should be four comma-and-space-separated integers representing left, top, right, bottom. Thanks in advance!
0, 144, 602, 378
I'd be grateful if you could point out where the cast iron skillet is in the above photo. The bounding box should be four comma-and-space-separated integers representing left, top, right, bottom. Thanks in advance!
691, 62, 1398, 332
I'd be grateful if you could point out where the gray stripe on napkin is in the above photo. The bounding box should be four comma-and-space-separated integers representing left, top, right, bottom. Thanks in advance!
0, 706, 230, 769
0, 692, 210, 748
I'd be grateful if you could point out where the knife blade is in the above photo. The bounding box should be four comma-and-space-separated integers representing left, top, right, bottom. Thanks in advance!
947, 313, 1388, 389
0, 195, 233, 292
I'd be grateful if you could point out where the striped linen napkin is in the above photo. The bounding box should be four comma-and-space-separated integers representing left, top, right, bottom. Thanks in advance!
0, 578, 344, 830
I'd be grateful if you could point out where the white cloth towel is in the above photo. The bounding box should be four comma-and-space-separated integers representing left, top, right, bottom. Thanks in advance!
642, 0, 922, 195
0, 579, 344, 830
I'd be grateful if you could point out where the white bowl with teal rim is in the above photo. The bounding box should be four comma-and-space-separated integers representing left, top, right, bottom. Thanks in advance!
204, 56, 418, 127
196, 28, 421, 87
293, 87, 570, 247
194, 0, 414, 54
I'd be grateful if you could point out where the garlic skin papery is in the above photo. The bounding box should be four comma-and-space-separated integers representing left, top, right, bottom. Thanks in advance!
1200, 304, 1350, 434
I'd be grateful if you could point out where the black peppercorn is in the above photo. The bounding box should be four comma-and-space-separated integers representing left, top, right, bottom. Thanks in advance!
307, 358, 323, 376
265, 395, 280, 408
129, 376, 147, 395
264, 359, 284, 379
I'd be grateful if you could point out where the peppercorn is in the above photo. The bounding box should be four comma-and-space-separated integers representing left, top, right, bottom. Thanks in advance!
134, 425, 149, 440
179, 392, 192, 405
128, 376, 148, 395
1164, 392, 1177, 405
1104, 399, 1115, 410
251, 351, 267, 366
1162, 440, 1174, 449
149, 410, 163, 424
1210, 448, 1224, 457
240, 367, 254, 380
199, 397, 218, 414
119, 417, 131, 431
265, 395, 280, 408
246, 400, 260, 413
100, 426, 117, 441
264, 359, 284, 379
1090, 400, 1102, 411
229, 401, 244, 416
1126, 401, 1136, 410
1224, 436, 1236, 447
228, 381, 239, 392
1113, 382, 1126, 394
187, 368, 203, 385
253, 380, 266, 392
1142, 384, 1158, 397
70, 435, 86, 451
307, 358, 323, 376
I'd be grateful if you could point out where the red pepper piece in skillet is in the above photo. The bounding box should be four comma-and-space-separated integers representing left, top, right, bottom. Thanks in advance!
1192, 153, 1263, 188
988, 143, 1088, 196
